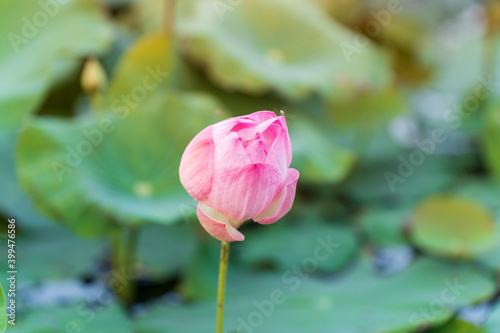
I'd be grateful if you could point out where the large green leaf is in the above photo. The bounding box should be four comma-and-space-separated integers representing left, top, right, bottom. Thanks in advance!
452, 179, 500, 271
0, 225, 106, 284
178, 0, 391, 101
426, 318, 485, 333
452, 178, 500, 214
341, 125, 467, 203
273, 259, 495, 333
9, 302, 132, 333
137, 258, 495, 333
289, 118, 356, 183
0, 0, 113, 130
16, 91, 224, 236
345, 154, 463, 203
327, 85, 408, 127
238, 219, 358, 272
0, 129, 55, 228
107, 31, 173, 104
359, 205, 411, 246
477, 249, 500, 273
409, 196, 498, 259
172, 50, 291, 117
0, 0, 113, 227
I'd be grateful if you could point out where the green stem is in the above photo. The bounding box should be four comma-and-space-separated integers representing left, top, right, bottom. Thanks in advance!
124, 226, 138, 305
216, 241, 230, 333
110, 225, 139, 307
165, 0, 176, 34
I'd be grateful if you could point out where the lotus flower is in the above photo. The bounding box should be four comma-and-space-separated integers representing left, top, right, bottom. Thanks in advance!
179, 111, 299, 242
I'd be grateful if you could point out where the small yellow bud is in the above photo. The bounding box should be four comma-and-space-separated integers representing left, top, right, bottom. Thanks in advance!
80, 57, 107, 95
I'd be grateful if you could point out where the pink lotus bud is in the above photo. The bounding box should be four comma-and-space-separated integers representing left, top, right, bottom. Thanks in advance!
179, 111, 299, 242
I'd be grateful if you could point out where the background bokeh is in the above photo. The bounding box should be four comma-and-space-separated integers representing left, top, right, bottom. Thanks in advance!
1, 0, 500, 332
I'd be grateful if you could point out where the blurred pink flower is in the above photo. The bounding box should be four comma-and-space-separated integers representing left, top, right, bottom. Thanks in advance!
179, 111, 299, 242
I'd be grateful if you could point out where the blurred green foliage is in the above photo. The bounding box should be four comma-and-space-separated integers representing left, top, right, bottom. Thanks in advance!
1, 0, 500, 332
